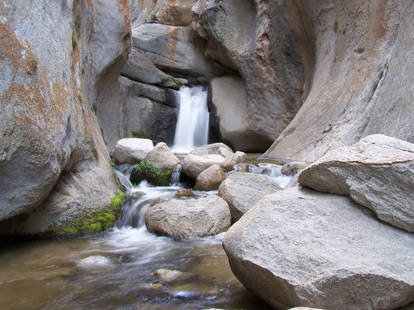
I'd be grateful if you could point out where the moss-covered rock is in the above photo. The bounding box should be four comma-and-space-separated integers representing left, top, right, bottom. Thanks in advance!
49, 192, 126, 235
130, 161, 171, 186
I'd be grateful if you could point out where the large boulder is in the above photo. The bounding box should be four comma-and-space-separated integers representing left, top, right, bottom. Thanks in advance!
112, 138, 154, 164
218, 172, 281, 221
145, 195, 231, 239
194, 164, 226, 191
145, 142, 180, 171
264, 1, 414, 162
0, 0, 128, 232
299, 134, 414, 232
223, 188, 414, 310
132, 23, 224, 79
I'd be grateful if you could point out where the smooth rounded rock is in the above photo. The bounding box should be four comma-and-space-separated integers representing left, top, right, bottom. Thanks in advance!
146, 195, 231, 239
195, 165, 226, 191
112, 138, 154, 164
145, 142, 180, 171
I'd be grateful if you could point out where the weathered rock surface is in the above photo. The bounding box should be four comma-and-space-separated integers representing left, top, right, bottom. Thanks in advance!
121, 49, 177, 87
218, 172, 281, 221
120, 76, 177, 144
182, 143, 241, 179
0, 0, 128, 231
299, 134, 414, 232
264, 1, 414, 162
145, 142, 180, 171
146, 195, 231, 239
194, 165, 226, 191
130, 0, 196, 26
223, 187, 414, 310
193, 0, 306, 151
112, 138, 154, 164
132, 23, 223, 78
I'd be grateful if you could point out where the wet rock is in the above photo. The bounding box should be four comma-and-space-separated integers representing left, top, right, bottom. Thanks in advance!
154, 269, 183, 282
281, 161, 308, 176
145, 142, 180, 171
77, 256, 113, 269
195, 165, 226, 191
146, 195, 231, 239
299, 134, 414, 232
130, 161, 170, 186
120, 77, 177, 145
112, 138, 154, 164
223, 187, 414, 309
175, 189, 195, 197
218, 172, 281, 221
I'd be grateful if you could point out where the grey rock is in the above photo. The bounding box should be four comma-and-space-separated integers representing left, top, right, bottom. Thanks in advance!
112, 138, 154, 164
264, 1, 414, 162
120, 76, 177, 145
223, 187, 414, 310
121, 77, 166, 103
193, 0, 305, 151
194, 164, 226, 191
146, 195, 231, 239
299, 134, 414, 232
0, 0, 124, 227
129, 0, 196, 26
281, 161, 308, 176
182, 143, 241, 179
121, 49, 177, 87
182, 154, 228, 179
145, 142, 180, 171
218, 172, 281, 221
132, 23, 224, 78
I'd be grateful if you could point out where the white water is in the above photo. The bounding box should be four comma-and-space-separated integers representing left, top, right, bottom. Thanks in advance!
172, 86, 209, 153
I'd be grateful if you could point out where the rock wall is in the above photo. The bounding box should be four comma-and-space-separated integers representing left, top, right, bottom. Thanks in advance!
264, 0, 414, 162
0, 0, 130, 234
194, 0, 308, 151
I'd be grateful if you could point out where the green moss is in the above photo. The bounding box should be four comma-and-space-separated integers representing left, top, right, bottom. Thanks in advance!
131, 131, 148, 139
171, 77, 181, 90
49, 192, 126, 235
72, 29, 78, 50
130, 161, 171, 186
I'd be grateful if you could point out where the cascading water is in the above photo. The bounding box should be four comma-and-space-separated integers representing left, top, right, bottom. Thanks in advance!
172, 86, 209, 153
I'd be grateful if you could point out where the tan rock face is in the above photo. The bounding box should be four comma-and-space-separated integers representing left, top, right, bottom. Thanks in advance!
130, 0, 196, 26
299, 135, 414, 232
264, 0, 414, 162
0, 0, 130, 232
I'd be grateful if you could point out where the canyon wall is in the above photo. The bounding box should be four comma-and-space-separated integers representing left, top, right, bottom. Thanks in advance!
0, 0, 130, 233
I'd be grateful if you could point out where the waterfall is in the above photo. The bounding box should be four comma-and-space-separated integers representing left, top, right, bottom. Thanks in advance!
172, 85, 209, 153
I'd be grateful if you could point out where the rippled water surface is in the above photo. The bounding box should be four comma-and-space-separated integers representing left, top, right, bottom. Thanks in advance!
0, 163, 288, 310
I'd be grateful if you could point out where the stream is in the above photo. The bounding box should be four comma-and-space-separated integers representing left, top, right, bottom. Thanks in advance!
0, 163, 290, 310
